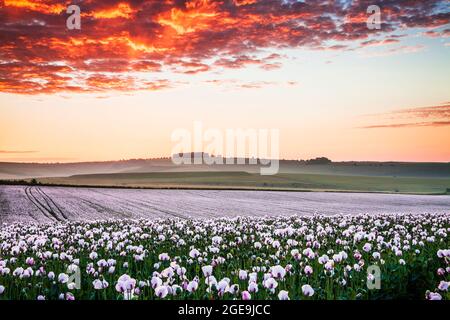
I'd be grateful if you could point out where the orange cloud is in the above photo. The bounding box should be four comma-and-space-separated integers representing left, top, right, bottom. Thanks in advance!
89, 3, 136, 19
158, 0, 223, 35
3, 0, 65, 14
0, 0, 449, 94
361, 102, 450, 129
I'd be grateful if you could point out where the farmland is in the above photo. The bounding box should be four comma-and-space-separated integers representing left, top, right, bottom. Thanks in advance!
2, 159, 449, 180
32, 171, 450, 195
2, 159, 449, 195
0, 213, 448, 300
0, 185, 449, 300
1, 185, 450, 224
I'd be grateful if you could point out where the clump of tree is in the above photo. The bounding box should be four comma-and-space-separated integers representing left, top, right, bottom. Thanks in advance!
0, 178, 41, 186
299, 157, 332, 165
0, 179, 30, 185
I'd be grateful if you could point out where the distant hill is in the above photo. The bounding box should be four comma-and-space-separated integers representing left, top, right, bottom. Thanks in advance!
0, 156, 449, 180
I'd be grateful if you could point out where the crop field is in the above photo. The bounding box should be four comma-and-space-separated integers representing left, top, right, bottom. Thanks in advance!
36, 171, 450, 194
1, 185, 450, 224
0, 214, 448, 300
0, 185, 449, 300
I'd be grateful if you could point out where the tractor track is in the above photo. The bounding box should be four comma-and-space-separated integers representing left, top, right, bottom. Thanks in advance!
24, 187, 56, 221
35, 187, 68, 220
89, 188, 187, 219
24, 187, 66, 222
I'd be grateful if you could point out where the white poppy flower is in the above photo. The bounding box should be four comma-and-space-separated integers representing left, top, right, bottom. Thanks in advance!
248, 282, 258, 293
115, 274, 136, 293
291, 249, 301, 260
278, 290, 289, 300
172, 284, 182, 296
324, 260, 334, 271
151, 276, 163, 289
58, 273, 69, 284
318, 255, 329, 264
97, 259, 108, 267
242, 290, 251, 300
161, 267, 174, 278
304, 266, 313, 275
363, 243, 372, 252
301, 284, 314, 297
158, 253, 170, 261
272, 241, 280, 249
155, 285, 168, 298
427, 292, 442, 300
187, 280, 198, 293
189, 249, 200, 258
93, 279, 108, 290
437, 281, 449, 291
202, 265, 213, 277
67, 282, 77, 290
271, 265, 286, 279
228, 284, 239, 295
239, 270, 248, 280
177, 267, 186, 276
25, 257, 35, 266
13, 267, 24, 277
217, 279, 230, 293
205, 275, 217, 287
65, 292, 75, 301
264, 277, 278, 290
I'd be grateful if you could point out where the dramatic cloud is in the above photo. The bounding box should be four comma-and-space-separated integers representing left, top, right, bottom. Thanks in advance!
0, 0, 449, 94
361, 102, 450, 129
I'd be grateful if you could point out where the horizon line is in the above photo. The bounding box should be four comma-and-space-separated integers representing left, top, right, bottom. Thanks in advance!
0, 156, 449, 165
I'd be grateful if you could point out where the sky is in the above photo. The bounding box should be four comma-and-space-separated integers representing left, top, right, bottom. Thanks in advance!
0, 0, 449, 163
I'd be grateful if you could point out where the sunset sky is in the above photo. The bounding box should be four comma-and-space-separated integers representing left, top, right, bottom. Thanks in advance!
0, 0, 449, 163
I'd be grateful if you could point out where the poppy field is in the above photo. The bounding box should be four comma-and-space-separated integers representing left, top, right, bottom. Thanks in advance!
2, 185, 450, 224
0, 213, 449, 300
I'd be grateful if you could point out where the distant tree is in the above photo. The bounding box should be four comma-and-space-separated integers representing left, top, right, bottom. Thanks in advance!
305, 157, 332, 165
30, 178, 38, 185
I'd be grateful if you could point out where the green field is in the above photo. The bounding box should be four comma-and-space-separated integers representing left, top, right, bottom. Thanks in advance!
35, 171, 450, 194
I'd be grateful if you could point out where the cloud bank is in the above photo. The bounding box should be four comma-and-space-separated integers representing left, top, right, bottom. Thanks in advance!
0, 0, 449, 94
